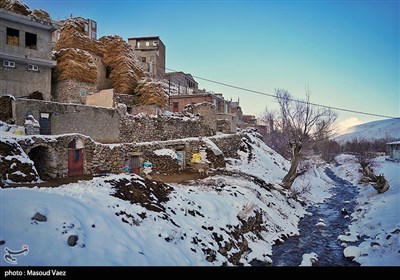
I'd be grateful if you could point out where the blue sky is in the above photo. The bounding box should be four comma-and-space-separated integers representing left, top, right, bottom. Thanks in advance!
24, 0, 399, 125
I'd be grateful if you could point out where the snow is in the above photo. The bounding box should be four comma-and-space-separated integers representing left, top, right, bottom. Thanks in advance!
0, 133, 308, 266
335, 118, 400, 143
299, 252, 318, 266
343, 246, 361, 259
153, 148, 177, 159
332, 155, 400, 265
315, 222, 326, 227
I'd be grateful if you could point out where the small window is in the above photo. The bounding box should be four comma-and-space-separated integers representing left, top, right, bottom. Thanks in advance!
25, 32, 37, 49
145, 41, 150, 47
141, 57, 146, 63
106, 66, 111, 79
153, 41, 158, 46
3, 60, 15, 68
27, 64, 39, 71
6, 27, 19, 46
137, 42, 141, 48
172, 101, 179, 112
91, 21, 96, 28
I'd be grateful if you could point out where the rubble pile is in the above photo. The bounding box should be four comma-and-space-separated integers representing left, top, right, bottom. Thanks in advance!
53, 48, 98, 84
54, 18, 103, 56
135, 78, 167, 108
100, 35, 144, 94
1, 0, 51, 23
0, 0, 30, 16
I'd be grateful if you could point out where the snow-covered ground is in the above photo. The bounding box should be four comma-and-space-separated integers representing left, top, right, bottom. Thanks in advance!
333, 154, 400, 266
0, 133, 308, 266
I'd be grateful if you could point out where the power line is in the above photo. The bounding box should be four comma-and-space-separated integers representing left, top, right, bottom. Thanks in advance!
154, 62, 399, 119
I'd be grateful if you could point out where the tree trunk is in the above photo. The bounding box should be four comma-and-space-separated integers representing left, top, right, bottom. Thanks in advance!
282, 141, 302, 190
360, 162, 390, 194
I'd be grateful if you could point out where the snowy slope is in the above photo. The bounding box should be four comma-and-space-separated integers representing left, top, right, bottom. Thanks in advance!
335, 118, 400, 143
0, 133, 309, 266
332, 155, 400, 266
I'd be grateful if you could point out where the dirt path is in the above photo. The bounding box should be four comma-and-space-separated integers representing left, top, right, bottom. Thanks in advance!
6, 175, 94, 188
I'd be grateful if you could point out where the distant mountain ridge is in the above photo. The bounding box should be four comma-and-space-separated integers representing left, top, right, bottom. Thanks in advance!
334, 118, 400, 143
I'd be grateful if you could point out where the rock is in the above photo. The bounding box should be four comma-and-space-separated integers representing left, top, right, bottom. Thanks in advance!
343, 246, 361, 260
0, 240, 5, 246
341, 208, 348, 216
370, 241, 381, 247
68, 235, 78, 246
92, 224, 96, 228
32, 212, 47, 222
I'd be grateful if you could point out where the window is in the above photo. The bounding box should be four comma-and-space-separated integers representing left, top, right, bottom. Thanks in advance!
153, 41, 158, 46
25, 32, 37, 49
106, 66, 111, 79
3, 60, 15, 68
91, 21, 96, 28
6, 27, 19, 46
141, 57, 146, 63
145, 41, 150, 47
28, 64, 39, 71
137, 42, 141, 48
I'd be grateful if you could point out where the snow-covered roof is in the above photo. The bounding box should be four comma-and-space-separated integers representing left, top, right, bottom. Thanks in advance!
386, 141, 400, 145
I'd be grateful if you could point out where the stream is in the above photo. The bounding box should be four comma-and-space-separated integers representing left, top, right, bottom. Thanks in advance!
270, 167, 359, 266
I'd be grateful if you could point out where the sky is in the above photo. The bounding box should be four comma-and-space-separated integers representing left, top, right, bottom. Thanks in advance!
23, 0, 399, 127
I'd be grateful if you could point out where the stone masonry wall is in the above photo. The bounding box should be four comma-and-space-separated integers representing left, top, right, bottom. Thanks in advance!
11, 132, 244, 180
14, 98, 120, 143
52, 79, 97, 104
117, 105, 215, 143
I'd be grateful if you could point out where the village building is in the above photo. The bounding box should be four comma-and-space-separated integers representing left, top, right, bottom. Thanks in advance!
128, 36, 166, 79
386, 141, 400, 162
0, 8, 56, 100
165, 71, 198, 90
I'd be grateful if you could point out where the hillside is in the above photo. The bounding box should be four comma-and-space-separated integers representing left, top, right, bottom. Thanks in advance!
334, 118, 400, 143
1, 133, 327, 266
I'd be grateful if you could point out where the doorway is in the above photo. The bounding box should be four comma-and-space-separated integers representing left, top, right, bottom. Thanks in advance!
68, 139, 84, 177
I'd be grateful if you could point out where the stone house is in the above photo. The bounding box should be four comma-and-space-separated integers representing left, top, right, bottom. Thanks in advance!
165, 71, 198, 90
386, 141, 400, 162
0, 8, 56, 100
128, 36, 165, 79
169, 92, 230, 114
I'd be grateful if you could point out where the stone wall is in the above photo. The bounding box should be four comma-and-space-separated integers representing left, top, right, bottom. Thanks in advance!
14, 98, 120, 143
0, 95, 13, 123
208, 133, 243, 159
52, 79, 97, 104
12, 133, 242, 179
217, 114, 237, 134
115, 93, 136, 109
118, 105, 215, 143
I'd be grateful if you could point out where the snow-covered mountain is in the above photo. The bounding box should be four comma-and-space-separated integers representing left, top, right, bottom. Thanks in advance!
334, 118, 400, 143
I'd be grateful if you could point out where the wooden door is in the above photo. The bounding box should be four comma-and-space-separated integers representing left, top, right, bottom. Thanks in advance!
68, 149, 83, 177
130, 156, 140, 175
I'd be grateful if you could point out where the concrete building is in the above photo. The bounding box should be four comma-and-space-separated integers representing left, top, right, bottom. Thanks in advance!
0, 8, 56, 100
165, 71, 198, 90
386, 141, 400, 162
128, 36, 165, 79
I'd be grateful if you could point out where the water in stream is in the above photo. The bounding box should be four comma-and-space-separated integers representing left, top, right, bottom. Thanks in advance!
270, 167, 359, 266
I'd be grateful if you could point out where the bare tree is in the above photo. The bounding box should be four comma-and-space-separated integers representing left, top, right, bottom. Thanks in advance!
272, 87, 337, 189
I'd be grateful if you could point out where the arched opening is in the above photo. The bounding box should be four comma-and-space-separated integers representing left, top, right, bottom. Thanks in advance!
28, 146, 54, 181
